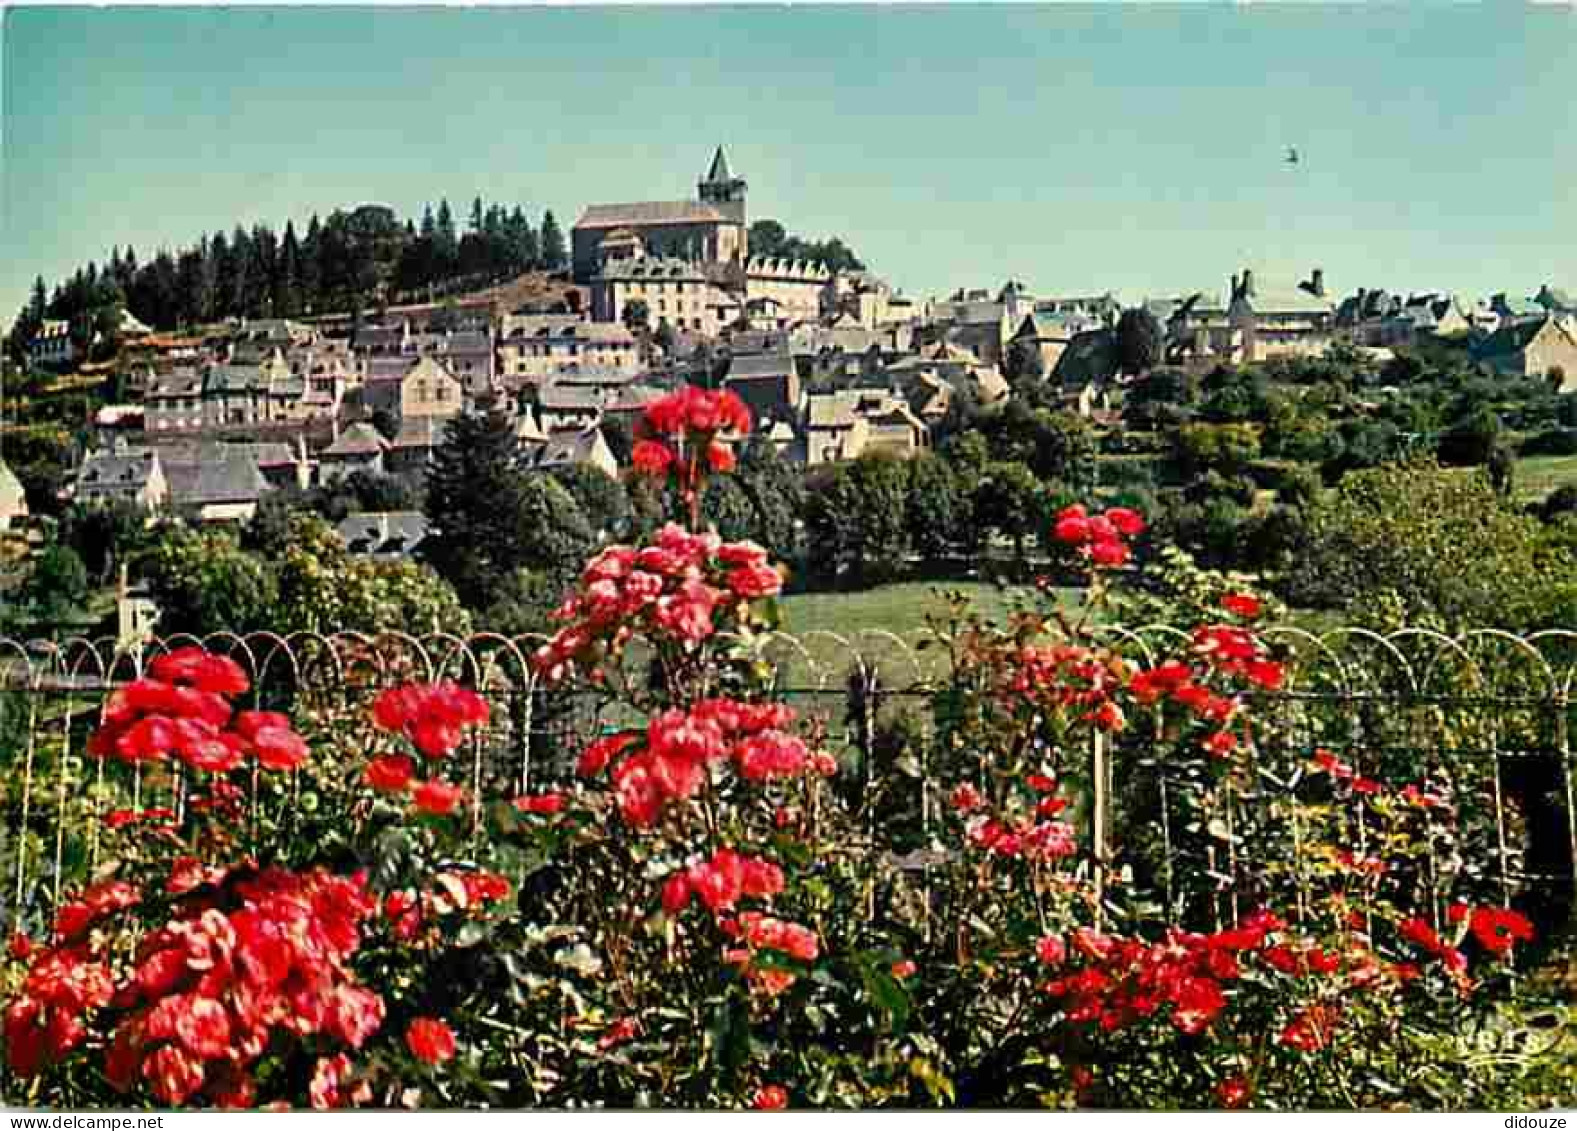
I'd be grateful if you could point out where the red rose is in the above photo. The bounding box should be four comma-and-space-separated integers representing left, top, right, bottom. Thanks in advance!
753, 1085, 788, 1111
1221, 592, 1262, 619
412, 780, 464, 816
405, 1017, 456, 1065
365, 755, 415, 793
512, 792, 565, 816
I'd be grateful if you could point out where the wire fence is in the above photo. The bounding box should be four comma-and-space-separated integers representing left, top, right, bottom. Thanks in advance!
1, 626, 1574, 939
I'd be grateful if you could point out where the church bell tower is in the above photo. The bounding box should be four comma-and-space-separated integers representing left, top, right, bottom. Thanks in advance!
698, 145, 748, 225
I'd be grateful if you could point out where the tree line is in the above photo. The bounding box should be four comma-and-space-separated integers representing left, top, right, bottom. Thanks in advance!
5, 196, 569, 363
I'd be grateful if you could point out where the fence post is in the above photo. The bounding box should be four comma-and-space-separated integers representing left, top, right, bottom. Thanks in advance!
1558, 691, 1577, 916
1092, 728, 1108, 927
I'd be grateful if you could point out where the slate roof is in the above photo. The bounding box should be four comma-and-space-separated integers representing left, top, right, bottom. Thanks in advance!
593, 256, 710, 282
705, 145, 733, 183
728, 351, 796, 380
322, 423, 390, 458
1237, 290, 1333, 316
77, 448, 160, 494
575, 202, 732, 231
538, 384, 606, 412
1473, 316, 1572, 360
147, 371, 205, 399
536, 427, 610, 468
164, 455, 270, 507
337, 511, 430, 559
0, 459, 25, 508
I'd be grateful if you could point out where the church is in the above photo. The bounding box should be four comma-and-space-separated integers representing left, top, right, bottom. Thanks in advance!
571, 147, 748, 283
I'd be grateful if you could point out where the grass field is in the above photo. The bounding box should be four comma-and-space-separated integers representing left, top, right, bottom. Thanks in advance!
769, 580, 1081, 689
1515, 454, 1577, 502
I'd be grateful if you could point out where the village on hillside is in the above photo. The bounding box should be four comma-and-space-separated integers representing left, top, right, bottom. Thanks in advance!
3, 145, 1577, 634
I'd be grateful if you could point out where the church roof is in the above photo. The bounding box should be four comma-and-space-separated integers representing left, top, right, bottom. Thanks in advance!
574, 201, 732, 230
705, 145, 733, 183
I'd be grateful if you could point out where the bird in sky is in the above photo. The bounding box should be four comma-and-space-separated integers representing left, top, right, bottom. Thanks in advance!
1286, 146, 1301, 166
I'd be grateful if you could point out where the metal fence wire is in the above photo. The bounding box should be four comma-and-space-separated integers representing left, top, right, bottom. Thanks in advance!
0, 627, 1573, 939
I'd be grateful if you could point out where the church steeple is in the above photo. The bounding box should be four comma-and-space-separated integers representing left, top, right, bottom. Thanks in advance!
698, 145, 747, 225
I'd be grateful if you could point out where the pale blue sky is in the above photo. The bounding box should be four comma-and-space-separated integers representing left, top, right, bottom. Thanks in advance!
2, 4, 1574, 323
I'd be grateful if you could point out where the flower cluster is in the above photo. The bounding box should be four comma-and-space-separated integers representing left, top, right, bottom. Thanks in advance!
661, 848, 785, 916
1041, 920, 1271, 1038
372, 681, 489, 759
535, 526, 783, 682
1051, 504, 1145, 568
629, 385, 752, 504
579, 698, 827, 827
1398, 902, 1535, 970
7, 865, 384, 1109
723, 912, 821, 996
4, 945, 115, 1076
952, 773, 1078, 863
367, 682, 489, 816
87, 647, 307, 775
1125, 609, 1284, 761
1006, 643, 1131, 731
110, 866, 381, 1107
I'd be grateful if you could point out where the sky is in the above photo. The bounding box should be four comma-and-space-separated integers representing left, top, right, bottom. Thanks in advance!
2, 3, 1574, 323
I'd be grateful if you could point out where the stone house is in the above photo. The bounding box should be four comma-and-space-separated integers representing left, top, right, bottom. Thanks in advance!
75, 444, 170, 510
591, 257, 735, 337
1226, 269, 1335, 363
318, 423, 390, 483
530, 426, 619, 481
144, 369, 207, 433
27, 320, 76, 370
804, 390, 928, 466
163, 450, 272, 524
361, 356, 465, 421
1472, 317, 1577, 386
724, 350, 802, 428
0, 459, 29, 531
743, 258, 831, 326
497, 317, 641, 386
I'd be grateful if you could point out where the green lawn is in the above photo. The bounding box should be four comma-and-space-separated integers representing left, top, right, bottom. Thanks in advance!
770, 581, 1078, 690
1515, 454, 1577, 502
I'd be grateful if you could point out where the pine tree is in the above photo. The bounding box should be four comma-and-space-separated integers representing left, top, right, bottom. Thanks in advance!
300, 215, 323, 314
435, 199, 458, 268
278, 221, 303, 317
469, 196, 484, 234
539, 209, 566, 271
421, 410, 593, 608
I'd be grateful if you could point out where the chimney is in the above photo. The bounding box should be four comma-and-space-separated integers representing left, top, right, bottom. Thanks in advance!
1311, 268, 1326, 297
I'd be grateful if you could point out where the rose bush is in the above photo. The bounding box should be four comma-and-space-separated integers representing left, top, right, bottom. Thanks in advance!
2, 386, 1567, 1109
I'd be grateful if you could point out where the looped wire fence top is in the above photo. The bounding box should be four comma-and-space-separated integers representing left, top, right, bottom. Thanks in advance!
0, 625, 1573, 934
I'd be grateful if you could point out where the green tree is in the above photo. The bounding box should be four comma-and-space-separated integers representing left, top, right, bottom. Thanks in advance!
1287, 459, 1564, 631
142, 528, 280, 637
59, 499, 152, 586
1172, 422, 1261, 477
271, 513, 470, 637
1115, 307, 1164, 376
539, 210, 567, 271
970, 460, 1044, 561
549, 464, 631, 542
805, 453, 910, 587
905, 452, 964, 562
23, 542, 89, 621
422, 411, 593, 608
